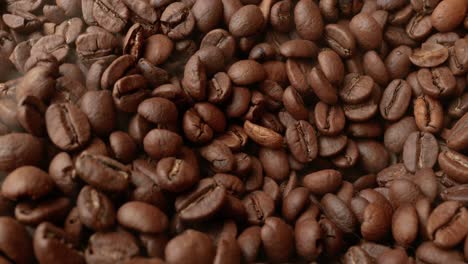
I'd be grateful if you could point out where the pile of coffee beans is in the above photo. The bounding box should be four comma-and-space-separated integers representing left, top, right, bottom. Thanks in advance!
0, 0, 466, 262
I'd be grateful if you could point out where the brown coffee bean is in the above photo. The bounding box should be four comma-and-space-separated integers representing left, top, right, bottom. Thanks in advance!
117, 201, 168, 233
379, 79, 412, 121
294, 0, 324, 41
349, 13, 383, 50
285, 120, 318, 163
175, 178, 226, 222
402, 131, 439, 173
427, 201, 468, 248
244, 120, 283, 149
416, 241, 465, 263
418, 66, 456, 98
228, 60, 265, 85
143, 129, 182, 160
85, 231, 139, 264
261, 217, 294, 263
165, 230, 215, 264
318, 49, 345, 85
199, 141, 235, 173
258, 147, 289, 182
414, 95, 444, 134
392, 204, 418, 247
357, 140, 390, 173
0, 217, 34, 264
438, 150, 468, 183
321, 193, 357, 233
303, 169, 342, 195
80, 90, 116, 137
2, 166, 54, 201
447, 113, 468, 151
431, 0, 467, 32
243, 191, 274, 225
15, 196, 71, 225
280, 39, 319, 59
410, 42, 449, 67
77, 185, 115, 231
363, 50, 389, 86
155, 157, 199, 193
308, 67, 338, 104
45, 103, 90, 151
34, 222, 84, 264
339, 73, 374, 104
384, 116, 419, 153
228, 5, 264, 37
75, 153, 130, 192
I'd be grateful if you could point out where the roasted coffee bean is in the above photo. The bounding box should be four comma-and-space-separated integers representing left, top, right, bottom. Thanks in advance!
45, 103, 90, 151
418, 67, 456, 98
447, 112, 468, 151
285, 120, 318, 163
199, 141, 235, 172
339, 73, 374, 104
244, 120, 283, 149
34, 222, 84, 264
155, 157, 199, 192
80, 90, 116, 137
0, 216, 34, 264
321, 193, 357, 233
304, 169, 342, 195
258, 147, 289, 182
402, 132, 439, 173
438, 150, 468, 183
431, 0, 466, 32
384, 116, 419, 153
294, 0, 323, 41
75, 153, 129, 192
308, 67, 338, 104
15, 196, 71, 225
85, 231, 140, 264
77, 185, 115, 231
261, 217, 294, 263
175, 178, 226, 222
165, 230, 215, 264
0, 133, 43, 172
117, 201, 168, 233
2, 166, 54, 201
314, 102, 345, 136
243, 190, 274, 225
143, 129, 182, 160
414, 95, 444, 134
318, 134, 348, 157
427, 201, 468, 248
379, 79, 411, 121
160, 2, 195, 40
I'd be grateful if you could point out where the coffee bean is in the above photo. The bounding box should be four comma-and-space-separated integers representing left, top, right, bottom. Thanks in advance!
321, 193, 357, 233
261, 217, 294, 262
34, 222, 84, 264
244, 120, 283, 149
77, 185, 115, 231
0, 217, 34, 264
402, 131, 439, 173
2, 166, 54, 201
339, 73, 374, 104
165, 230, 215, 264
427, 201, 468, 248
379, 79, 412, 121
431, 0, 467, 32
304, 169, 342, 195
438, 150, 468, 183
143, 129, 182, 160
229, 5, 264, 38
285, 120, 318, 163
75, 153, 130, 192
308, 67, 338, 104
243, 190, 274, 225
161, 2, 195, 40
199, 141, 235, 172
258, 147, 290, 181
155, 157, 199, 192
418, 66, 456, 98
384, 116, 418, 153
80, 90, 116, 136
414, 95, 444, 134
294, 0, 323, 41
85, 231, 140, 264
117, 201, 168, 233
175, 178, 226, 222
